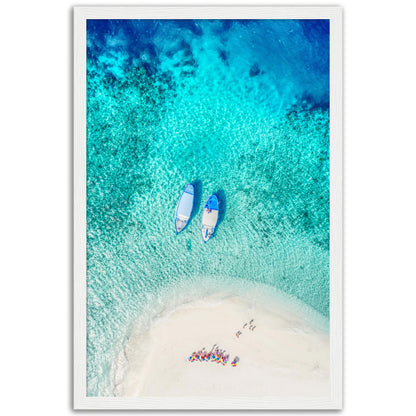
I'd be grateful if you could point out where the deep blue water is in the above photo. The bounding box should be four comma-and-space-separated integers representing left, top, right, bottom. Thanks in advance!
86, 19, 330, 396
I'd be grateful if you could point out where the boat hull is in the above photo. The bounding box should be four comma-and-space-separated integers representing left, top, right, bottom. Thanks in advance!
175, 184, 194, 234
201, 194, 219, 242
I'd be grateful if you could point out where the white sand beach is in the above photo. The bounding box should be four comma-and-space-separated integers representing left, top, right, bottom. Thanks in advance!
115, 293, 329, 397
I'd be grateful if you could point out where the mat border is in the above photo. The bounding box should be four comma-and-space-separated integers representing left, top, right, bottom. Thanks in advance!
74, 6, 343, 409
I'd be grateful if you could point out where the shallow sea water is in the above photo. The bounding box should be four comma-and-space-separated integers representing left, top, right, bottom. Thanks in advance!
86, 19, 330, 396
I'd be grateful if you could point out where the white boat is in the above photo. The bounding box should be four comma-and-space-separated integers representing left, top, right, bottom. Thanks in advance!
201, 194, 219, 242
175, 184, 194, 234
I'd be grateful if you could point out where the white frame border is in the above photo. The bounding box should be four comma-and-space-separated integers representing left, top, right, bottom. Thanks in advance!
74, 6, 343, 410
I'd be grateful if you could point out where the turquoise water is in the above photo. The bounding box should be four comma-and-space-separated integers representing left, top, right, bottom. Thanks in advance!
86, 19, 330, 396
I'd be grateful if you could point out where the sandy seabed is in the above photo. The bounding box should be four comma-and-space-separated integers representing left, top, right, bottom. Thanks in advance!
114, 294, 329, 397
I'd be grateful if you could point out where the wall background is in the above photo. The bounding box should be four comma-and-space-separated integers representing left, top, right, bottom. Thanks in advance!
1, 0, 415, 414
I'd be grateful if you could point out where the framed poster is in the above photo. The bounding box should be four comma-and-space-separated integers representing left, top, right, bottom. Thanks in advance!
74, 6, 342, 409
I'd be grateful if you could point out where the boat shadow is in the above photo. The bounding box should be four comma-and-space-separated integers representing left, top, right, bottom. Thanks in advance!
190, 179, 202, 222
215, 189, 226, 234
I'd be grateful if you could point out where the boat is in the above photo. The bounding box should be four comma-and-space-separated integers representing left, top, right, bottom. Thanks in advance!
201, 194, 219, 242
175, 184, 195, 234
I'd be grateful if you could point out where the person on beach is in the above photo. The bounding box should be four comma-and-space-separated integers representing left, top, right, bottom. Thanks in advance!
207, 344, 216, 361
222, 354, 228, 366
231, 356, 240, 367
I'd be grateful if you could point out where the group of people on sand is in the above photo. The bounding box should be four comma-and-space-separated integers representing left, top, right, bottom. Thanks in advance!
188, 344, 239, 367
188, 320, 257, 367
236, 319, 256, 338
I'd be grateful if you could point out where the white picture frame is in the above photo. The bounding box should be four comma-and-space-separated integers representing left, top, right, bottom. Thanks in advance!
74, 6, 342, 409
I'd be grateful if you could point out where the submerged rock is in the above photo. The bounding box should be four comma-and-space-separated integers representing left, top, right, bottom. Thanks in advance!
249, 63, 260, 77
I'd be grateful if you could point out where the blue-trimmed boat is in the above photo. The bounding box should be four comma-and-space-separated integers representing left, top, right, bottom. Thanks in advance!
201, 194, 219, 242
175, 184, 194, 234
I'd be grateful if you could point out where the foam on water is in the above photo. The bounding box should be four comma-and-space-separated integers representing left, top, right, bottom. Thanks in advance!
86, 19, 330, 396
